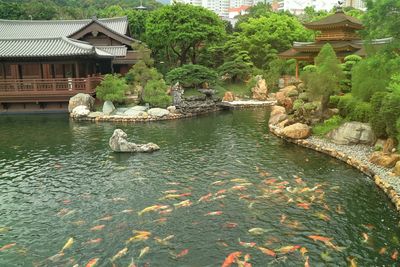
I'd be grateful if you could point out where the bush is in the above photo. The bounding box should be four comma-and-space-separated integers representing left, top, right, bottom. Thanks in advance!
142, 79, 172, 108
329, 95, 340, 108
381, 93, 400, 137
337, 94, 356, 117
397, 118, 400, 151
304, 102, 317, 111
96, 74, 128, 102
370, 91, 389, 138
166, 64, 218, 88
293, 99, 304, 111
312, 115, 345, 136
348, 102, 371, 123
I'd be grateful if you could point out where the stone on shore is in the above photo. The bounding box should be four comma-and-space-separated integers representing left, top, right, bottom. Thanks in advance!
327, 122, 376, 145
130, 105, 149, 112
167, 106, 177, 114
269, 113, 287, 126
369, 152, 400, 168
88, 111, 104, 118
222, 91, 235, 102
68, 93, 95, 112
123, 108, 148, 118
270, 106, 286, 117
148, 108, 170, 118
251, 76, 268, 101
71, 105, 90, 118
103, 101, 116, 115
383, 138, 397, 153
109, 129, 160, 153
281, 123, 311, 139
393, 161, 400, 176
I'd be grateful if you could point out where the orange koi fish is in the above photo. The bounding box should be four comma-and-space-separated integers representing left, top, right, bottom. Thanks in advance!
159, 208, 173, 214
85, 258, 99, 267
175, 249, 189, 259
362, 233, 369, 243
297, 203, 311, 210
0, 243, 16, 252
216, 189, 227, 195
174, 200, 192, 208
198, 193, 212, 202
347, 256, 357, 267
222, 252, 242, 267
85, 238, 103, 245
277, 245, 301, 254
308, 235, 332, 243
205, 211, 223, 216
258, 247, 276, 257
138, 205, 162, 216
304, 256, 310, 267
179, 192, 192, 197
211, 181, 225, 186
90, 225, 105, 231
294, 176, 303, 184
98, 216, 113, 221
315, 213, 330, 222
300, 247, 308, 257
264, 178, 277, 185
231, 185, 246, 191
392, 250, 398, 260
163, 190, 179, 194
121, 209, 134, 214
223, 222, 238, 229
280, 214, 287, 224
379, 247, 387, 255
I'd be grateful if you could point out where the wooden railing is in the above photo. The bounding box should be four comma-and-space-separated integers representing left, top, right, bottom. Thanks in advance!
0, 76, 103, 102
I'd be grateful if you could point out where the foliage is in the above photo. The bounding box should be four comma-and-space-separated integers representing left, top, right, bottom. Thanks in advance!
145, 4, 226, 66
348, 102, 372, 123
351, 51, 400, 101
125, 60, 161, 87
293, 99, 305, 111
218, 51, 254, 82
341, 55, 362, 93
96, 74, 128, 102
370, 92, 389, 138
364, 0, 400, 39
166, 64, 218, 88
388, 74, 400, 94
312, 116, 345, 136
397, 117, 400, 151
235, 3, 272, 28
329, 95, 340, 108
337, 94, 356, 117
234, 13, 313, 69
142, 79, 171, 108
263, 58, 296, 90
381, 93, 400, 137
301, 44, 344, 115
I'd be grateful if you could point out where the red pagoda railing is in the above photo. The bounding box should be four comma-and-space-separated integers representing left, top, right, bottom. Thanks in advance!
0, 76, 103, 102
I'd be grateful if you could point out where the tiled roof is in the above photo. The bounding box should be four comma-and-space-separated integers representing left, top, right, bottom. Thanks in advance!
96, 46, 127, 57
0, 37, 113, 58
0, 17, 129, 39
304, 11, 363, 30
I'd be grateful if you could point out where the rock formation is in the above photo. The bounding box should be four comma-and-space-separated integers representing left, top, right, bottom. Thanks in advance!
251, 76, 268, 101
109, 129, 160, 153
327, 122, 376, 145
103, 101, 116, 115
68, 93, 95, 112
222, 91, 235, 102
70, 105, 90, 118
281, 123, 311, 139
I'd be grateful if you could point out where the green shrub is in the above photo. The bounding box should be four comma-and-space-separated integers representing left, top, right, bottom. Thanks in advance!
299, 92, 309, 102
370, 91, 389, 138
312, 115, 345, 136
381, 93, 400, 137
142, 79, 172, 108
166, 64, 218, 88
348, 102, 372, 123
293, 99, 304, 111
397, 117, 400, 151
388, 73, 400, 94
96, 74, 128, 102
304, 102, 317, 111
337, 94, 356, 117
329, 95, 340, 108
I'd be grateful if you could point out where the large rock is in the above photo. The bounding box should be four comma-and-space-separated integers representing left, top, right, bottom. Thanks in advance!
88, 111, 104, 118
370, 152, 400, 168
148, 108, 170, 118
327, 122, 376, 145
269, 113, 287, 126
130, 105, 149, 112
68, 93, 94, 112
270, 105, 286, 117
167, 106, 177, 114
222, 91, 235, 102
282, 123, 311, 139
71, 105, 90, 118
109, 129, 160, 153
103, 101, 116, 115
171, 82, 184, 106
251, 76, 268, 101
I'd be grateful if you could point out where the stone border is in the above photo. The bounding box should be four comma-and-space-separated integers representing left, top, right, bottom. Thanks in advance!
269, 124, 400, 211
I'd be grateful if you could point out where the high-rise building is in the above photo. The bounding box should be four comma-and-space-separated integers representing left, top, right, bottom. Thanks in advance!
345, 0, 366, 10
276, 0, 337, 14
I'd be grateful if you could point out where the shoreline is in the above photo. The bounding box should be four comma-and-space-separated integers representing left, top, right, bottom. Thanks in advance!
269, 124, 400, 212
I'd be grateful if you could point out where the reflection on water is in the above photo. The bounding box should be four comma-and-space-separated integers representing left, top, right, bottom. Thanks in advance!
0, 111, 399, 266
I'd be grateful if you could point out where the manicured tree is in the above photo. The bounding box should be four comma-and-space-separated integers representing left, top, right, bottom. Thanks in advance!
218, 51, 254, 83
341, 55, 362, 93
302, 44, 344, 116
166, 64, 218, 89
143, 79, 172, 108
96, 74, 129, 102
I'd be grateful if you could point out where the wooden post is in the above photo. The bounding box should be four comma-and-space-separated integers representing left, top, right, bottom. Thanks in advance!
295, 60, 299, 81
75, 62, 79, 78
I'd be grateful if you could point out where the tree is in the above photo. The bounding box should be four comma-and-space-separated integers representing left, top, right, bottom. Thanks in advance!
233, 13, 313, 69
143, 79, 171, 108
301, 44, 344, 116
145, 4, 226, 66
166, 64, 218, 88
364, 0, 400, 39
96, 74, 129, 102
218, 51, 253, 82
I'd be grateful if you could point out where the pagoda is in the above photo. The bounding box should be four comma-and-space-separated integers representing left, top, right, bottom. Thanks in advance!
279, 8, 392, 78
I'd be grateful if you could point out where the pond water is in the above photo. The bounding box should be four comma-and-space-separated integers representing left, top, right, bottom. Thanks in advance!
0, 110, 400, 267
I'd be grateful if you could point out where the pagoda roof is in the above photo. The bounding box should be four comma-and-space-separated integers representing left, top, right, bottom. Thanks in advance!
293, 41, 362, 52
0, 16, 129, 39
0, 37, 113, 59
304, 10, 363, 30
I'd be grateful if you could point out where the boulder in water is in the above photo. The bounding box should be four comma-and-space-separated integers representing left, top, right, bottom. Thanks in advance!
71, 105, 90, 118
68, 93, 95, 113
103, 101, 116, 115
148, 108, 170, 118
109, 129, 160, 153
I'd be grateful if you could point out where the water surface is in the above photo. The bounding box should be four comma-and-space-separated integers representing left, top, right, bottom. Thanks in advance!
0, 110, 399, 266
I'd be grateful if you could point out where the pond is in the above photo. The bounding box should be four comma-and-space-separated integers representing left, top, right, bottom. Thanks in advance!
0, 110, 399, 267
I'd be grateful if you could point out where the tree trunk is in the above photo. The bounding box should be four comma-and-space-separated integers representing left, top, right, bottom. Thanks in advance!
320, 94, 330, 118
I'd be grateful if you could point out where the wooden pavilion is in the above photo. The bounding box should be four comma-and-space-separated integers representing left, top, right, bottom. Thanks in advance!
279, 9, 392, 79
0, 16, 142, 112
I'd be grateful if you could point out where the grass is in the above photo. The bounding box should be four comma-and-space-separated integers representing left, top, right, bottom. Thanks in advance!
312, 115, 346, 136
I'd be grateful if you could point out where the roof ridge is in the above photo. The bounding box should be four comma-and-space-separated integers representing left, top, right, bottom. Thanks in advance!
0, 16, 127, 24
